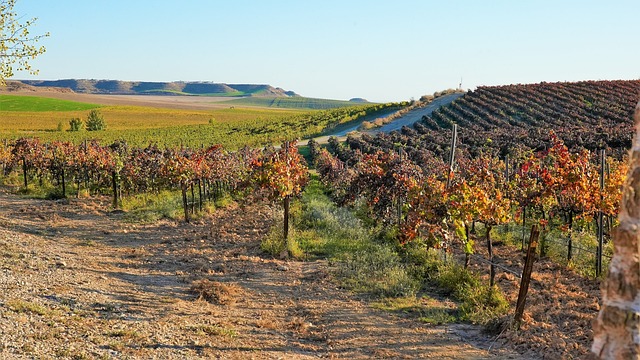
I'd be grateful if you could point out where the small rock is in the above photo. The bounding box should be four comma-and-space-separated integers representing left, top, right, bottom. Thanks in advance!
56, 261, 67, 268
277, 265, 289, 272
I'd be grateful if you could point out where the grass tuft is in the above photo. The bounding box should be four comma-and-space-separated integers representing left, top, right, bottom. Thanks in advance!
373, 296, 458, 325
6, 299, 53, 316
190, 279, 242, 306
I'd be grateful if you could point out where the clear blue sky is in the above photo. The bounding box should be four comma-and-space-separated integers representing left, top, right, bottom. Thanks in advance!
11, 0, 640, 102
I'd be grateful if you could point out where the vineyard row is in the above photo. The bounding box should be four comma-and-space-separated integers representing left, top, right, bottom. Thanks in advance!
0, 138, 309, 223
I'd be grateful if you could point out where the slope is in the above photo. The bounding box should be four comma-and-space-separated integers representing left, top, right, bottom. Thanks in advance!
347, 80, 639, 168
18, 80, 300, 97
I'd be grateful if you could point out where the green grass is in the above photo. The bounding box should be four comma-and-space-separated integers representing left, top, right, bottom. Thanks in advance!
270, 177, 510, 326
491, 221, 613, 278
121, 190, 186, 223
225, 96, 371, 109
262, 177, 417, 296
372, 296, 458, 325
0, 95, 101, 112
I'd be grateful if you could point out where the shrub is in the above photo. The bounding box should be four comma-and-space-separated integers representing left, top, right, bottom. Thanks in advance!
69, 117, 83, 131
434, 260, 509, 325
459, 285, 509, 325
261, 219, 287, 257
86, 109, 106, 131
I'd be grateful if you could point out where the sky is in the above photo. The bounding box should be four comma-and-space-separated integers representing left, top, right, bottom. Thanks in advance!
10, 0, 640, 103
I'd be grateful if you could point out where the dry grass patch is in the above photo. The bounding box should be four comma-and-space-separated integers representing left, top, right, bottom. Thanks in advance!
6, 299, 54, 316
189, 324, 238, 338
106, 329, 142, 340
287, 316, 312, 335
255, 318, 281, 330
190, 279, 243, 305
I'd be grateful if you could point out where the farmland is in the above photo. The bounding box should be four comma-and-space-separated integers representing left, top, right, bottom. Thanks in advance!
0, 94, 101, 112
0, 93, 401, 148
0, 79, 639, 359
314, 79, 639, 358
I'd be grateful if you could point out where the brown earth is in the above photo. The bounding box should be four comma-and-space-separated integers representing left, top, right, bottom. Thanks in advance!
463, 231, 601, 359
0, 190, 521, 359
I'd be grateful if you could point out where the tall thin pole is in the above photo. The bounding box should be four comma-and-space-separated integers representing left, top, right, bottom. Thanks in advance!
446, 124, 458, 189
596, 149, 605, 277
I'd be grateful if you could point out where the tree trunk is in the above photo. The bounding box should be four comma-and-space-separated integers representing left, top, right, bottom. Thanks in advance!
591, 101, 640, 359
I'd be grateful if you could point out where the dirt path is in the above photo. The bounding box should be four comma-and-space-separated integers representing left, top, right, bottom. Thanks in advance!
0, 191, 520, 359
371, 93, 464, 133
297, 93, 464, 146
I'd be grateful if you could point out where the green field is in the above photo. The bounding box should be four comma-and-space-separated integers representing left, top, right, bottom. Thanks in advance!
0, 94, 402, 149
0, 95, 101, 112
225, 96, 368, 109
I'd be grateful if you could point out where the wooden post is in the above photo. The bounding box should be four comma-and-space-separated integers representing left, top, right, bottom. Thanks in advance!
198, 179, 203, 212
464, 223, 471, 269
540, 212, 547, 258
446, 124, 458, 188
111, 171, 118, 208
61, 166, 66, 198
83, 140, 89, 193
181, 183, 190, 223
521, 206, 527, 251
284, 196, 290, 242
1, 139, 6, 176
596, 149, 605, 277
190, 183, 195, 214
514, 225, 540, 326
505, 154, 510, 183
486, 225, 496, 287
22, 156, 28, 190
397, 147, 403, 227
567, 214, 573, 261
76, 173, 81, 199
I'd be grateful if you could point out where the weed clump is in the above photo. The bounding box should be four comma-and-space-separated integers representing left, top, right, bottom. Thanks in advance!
190, 279, 242, 305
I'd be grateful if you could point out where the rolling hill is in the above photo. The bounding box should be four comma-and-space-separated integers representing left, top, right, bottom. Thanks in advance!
17, 79, 300, 97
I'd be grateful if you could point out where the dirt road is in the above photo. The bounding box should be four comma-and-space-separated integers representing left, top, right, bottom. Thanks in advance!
0, 190, 520, 359
297, 93, 464, 146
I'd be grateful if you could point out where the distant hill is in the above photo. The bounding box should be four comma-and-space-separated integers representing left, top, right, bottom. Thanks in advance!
17, 79, 300, 97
